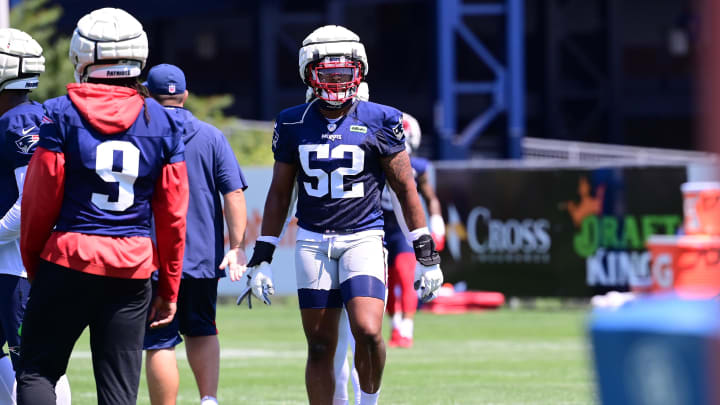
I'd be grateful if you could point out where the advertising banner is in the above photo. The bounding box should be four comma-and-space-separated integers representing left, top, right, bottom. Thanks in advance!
436, 165, 686, 297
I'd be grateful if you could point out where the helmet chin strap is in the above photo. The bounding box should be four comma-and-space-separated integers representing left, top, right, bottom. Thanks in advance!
318, 98, 354, 111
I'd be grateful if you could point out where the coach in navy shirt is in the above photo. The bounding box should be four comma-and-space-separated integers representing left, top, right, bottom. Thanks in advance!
142, 64, 248, 405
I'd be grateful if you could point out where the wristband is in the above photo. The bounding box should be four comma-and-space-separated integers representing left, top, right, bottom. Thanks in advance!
412, 234, 441, 266
247, 241, 276, 267
257, 235, 280, 246
409, 227, 431, 243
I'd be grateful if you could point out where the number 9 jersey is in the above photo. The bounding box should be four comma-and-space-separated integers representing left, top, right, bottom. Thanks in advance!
37, 96, 184, 236
273, 99, 406, 234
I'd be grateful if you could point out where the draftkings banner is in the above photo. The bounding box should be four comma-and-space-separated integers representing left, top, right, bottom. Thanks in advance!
435, 165, 687, 297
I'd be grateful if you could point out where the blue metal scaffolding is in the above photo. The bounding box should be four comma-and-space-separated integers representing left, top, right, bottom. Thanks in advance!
436, 0, 525, 159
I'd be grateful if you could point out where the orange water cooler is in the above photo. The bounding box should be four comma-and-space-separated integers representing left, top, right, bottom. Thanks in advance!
644, 182, 720, 299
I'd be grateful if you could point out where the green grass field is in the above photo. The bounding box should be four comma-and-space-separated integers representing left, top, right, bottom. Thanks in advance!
61, 300, 596, 404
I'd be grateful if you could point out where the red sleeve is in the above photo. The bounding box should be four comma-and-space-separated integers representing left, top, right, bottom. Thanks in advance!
152, 161, 189, 302
20, 147, 65, 280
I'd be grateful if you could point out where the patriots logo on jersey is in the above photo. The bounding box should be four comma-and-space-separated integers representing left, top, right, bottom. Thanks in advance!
392, 116, 404, 140
272, 129, 279, 149
15, 133, 40, 154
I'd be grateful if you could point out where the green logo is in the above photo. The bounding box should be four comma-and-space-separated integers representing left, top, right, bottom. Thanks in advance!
350, 125, 367, 133
573, 214, 681, 258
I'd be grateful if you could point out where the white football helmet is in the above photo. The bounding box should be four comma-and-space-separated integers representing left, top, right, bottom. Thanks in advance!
69, 8, 148, 83
403, 112, 421, 154
299, 25, 368, 106
0, 28, 44, 92
356, 81, 369, 102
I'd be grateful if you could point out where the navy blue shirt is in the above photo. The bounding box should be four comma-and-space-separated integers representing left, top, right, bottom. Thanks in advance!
39, 96, 184, 237
165, 107, 247, 279
0, 101, 43, 218
273, 100, 406, 234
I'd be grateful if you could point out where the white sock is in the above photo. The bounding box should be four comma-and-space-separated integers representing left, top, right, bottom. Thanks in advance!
55, 375, 71, 405
351, 367, 361, 405
333, 399, 349, 405
391, 313, 402, 330
0, 356, 15, 405
400, 318, 414, 338
359, 389, 380, 405
200, 395, 218, 405
334, 309, 351, 402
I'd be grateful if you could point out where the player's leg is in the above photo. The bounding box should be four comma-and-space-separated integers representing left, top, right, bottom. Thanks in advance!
333, 308, 351, 405
16, 261, 91, 405
338, 235, 387, 404
181, 278, 220, 404
0, 274, 19, 405
143, 296, 181, 405
185, 335, 219, 405
296, 239, 343, 404
0, 334, 13, 405
53, 375, 71, 405
144, 279, 184, 405
384, 254, 401, 345
394, 252, 418, 347
383, 236, 406, 347
301, 307, 342, 404
89, 276, 151, 405
145, 349, 179, 405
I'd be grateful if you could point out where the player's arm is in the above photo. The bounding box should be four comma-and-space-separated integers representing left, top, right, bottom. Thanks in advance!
222, 188, 248, 282
20, 147, 65, 280
381, 151, 426, 230
150, 160, 189, 328
417, 170, 446, 251
215, 132, 251, 281
0, 166, 26, 245
381, 151, 443, 302
236, 161, 296, 307
248, 160, 297, 267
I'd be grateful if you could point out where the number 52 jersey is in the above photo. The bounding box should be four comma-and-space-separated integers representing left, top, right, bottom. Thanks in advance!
273, 100, 406, 234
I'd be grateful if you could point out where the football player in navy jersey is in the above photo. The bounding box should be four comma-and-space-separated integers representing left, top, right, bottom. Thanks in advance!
382, 113, 446, 349
0, 28, 71, 405
17, 9, 189, 405
243, 25, 443, 405
142, 64, 249, 405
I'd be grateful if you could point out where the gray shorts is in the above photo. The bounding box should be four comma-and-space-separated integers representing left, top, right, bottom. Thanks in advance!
295, 234, 387, 309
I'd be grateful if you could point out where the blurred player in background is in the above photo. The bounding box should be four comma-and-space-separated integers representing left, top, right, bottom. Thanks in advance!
242, 25, 443, 405
383, 113, 445, 348
143, 64, 249, 405
0, 28, 70, 405
17, 8, 188, 405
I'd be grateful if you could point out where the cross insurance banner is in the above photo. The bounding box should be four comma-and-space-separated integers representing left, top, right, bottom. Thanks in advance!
435, 163, 687, 297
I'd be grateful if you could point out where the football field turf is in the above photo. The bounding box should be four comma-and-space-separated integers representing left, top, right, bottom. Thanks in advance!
63, 299, 596, 404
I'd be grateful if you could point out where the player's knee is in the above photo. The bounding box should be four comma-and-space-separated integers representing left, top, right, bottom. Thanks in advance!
307, 339, 335, 361
353, 327, 383, 349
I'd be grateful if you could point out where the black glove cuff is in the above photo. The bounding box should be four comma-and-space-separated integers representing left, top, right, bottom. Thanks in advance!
247, 241, 276, 267
413, 234, 441, 266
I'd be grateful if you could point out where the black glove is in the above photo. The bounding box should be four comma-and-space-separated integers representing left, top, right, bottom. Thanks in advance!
413, 234, 441, 267
247, 241, 276, 267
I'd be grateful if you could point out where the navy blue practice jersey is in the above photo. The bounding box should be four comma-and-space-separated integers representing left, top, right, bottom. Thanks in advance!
0, 101, 43, 217
38, 96, 184, 237
273, 100, 406, 234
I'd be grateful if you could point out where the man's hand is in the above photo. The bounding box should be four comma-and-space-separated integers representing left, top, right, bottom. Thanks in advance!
412, 233, 443, 303
220, 247, 248, 282
148, 296, 177, 329
237, 262, 275, 308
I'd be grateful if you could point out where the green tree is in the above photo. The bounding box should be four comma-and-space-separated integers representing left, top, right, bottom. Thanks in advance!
10, 0, 74, 101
